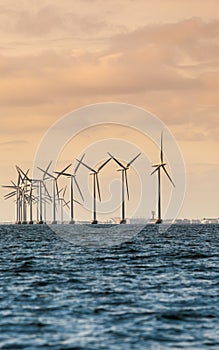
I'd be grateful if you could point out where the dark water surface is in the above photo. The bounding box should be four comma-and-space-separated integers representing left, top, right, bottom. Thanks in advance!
0, 224, 218, 349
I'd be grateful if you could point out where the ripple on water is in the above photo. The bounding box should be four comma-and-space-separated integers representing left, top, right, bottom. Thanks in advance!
0, 224, 218, 349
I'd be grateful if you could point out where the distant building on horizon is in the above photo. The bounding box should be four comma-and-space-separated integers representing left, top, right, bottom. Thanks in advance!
202, 218, 219, 224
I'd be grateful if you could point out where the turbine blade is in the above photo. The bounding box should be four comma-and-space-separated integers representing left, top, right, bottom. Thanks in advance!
20, 166, 30, 181
152, 163, 165, 167
17, 172, 21, 186
37, 166, 54, 179
96, 174, 101, 202
74, 153, 85, 174
25, 168, 30, 178
151, 166, 160, 176
162, 165, 175, 187
55, 163, 72, 178
37, 166, 45, 175
54, 171, 62, 176
4, 192, 16, 200
74, 177, 84, 201
63, 200, 70, 209
97, 157, 111, 172
4, 190, 16, 197
45, 161, 53, 174
63, 185, 67, 198
125, 170, 130, 200
160, 131, 163, 163
107, 152, 125, 169
55, 180, 60, 199
43, 176, 51, 181
43, 182, 51, 200
76, 159, 95, 173
16, 165, 30, 182
43, 197, 51, 204
56, 171, 72, 177
127, 152, 141, 167
73, 198, 83, 206
58, 187, 63, 198
15, 165, 22, 175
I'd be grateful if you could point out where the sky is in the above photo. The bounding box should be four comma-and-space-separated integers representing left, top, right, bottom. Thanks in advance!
0, 0, 218, 222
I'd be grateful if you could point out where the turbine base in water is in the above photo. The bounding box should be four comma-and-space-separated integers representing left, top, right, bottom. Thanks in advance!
155, 219, 163, 224
120, 219, 126, 224
69, 220, 75, 224
91, 220, 98, 224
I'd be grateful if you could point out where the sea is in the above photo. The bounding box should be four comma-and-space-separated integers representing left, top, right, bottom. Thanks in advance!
0, 224, 218, 350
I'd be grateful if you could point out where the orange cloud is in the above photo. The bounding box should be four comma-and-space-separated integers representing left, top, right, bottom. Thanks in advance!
0, 18, 218, 137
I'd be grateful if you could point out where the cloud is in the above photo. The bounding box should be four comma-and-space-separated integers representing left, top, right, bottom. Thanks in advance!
0, 17, 218, 142
0, 140, 27, 145
0, 4, 109, 39
110, 17, 219, 48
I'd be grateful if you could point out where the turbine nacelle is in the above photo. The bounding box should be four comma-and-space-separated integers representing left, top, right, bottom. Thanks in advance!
117, 167, 129, 172
152, 163, 166, 168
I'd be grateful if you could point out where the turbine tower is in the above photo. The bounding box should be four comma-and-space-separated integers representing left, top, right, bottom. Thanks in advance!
76, 157, 111, 224
151, 132, 175, 224
108, 152, 141, 224
54, 154, 85, 224
36, 161, 53, 223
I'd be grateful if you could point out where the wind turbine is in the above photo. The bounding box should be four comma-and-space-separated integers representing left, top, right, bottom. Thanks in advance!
108, 152, 141, 224
54, 154, 85, 224
16, 166, 36, 224
2, 172, 22, 224
16, 166, 50, 224
14, 166, 30, 224
37, 162, 71, 224
76, 157, 111, 224
151, 132, 175, 224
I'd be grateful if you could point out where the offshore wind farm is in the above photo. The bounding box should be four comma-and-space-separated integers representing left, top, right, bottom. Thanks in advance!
2, 130, 218, 226
0, 2, 218, 349
2, 133, 176, 226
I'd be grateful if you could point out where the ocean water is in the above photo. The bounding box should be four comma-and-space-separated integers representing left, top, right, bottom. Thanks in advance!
0, 224, 218, 350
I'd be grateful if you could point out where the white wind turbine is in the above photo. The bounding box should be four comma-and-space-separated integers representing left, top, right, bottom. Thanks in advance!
76, 156, 111, 224
151, 132, 175, 224
108, 152, 141, 224
16, 165, 51, 224
54, 154, 85, 224
37, 162, 71, 224
14, 166, 30, 224
2, 170, 22, 224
